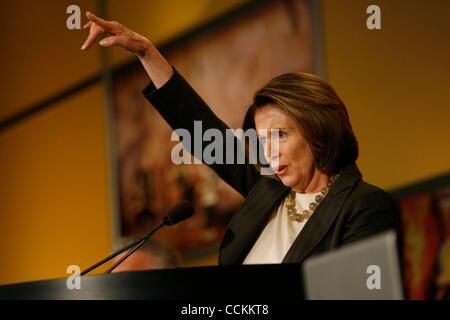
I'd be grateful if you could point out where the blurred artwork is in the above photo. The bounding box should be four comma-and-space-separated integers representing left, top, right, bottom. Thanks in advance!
112, 0, 314, 259
399, 185, 450, 299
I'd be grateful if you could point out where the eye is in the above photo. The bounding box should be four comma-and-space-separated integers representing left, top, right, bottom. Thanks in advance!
278, 131, 288, 138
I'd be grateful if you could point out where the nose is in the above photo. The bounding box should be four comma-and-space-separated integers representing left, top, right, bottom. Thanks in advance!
263, 139, 280, 169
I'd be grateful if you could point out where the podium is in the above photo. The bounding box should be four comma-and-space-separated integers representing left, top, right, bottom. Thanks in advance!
0, 264, 304, 300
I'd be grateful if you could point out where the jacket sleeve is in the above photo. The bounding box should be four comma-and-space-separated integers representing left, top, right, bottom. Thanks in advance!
142, 67, 260, 197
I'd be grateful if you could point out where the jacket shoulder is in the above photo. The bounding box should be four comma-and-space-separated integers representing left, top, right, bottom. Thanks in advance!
337, 179, 400, 244
347, 180, 397, 210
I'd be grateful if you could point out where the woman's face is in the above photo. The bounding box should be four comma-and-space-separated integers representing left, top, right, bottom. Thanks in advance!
254, 104, 316, 192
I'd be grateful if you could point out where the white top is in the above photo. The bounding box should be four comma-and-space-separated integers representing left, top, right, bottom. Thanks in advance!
243, 191, 321, 264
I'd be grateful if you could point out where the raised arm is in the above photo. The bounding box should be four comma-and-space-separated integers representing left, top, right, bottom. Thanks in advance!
81, 12, 260, 197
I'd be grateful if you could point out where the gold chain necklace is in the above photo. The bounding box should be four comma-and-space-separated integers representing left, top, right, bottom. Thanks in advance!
285, 173, 340, 223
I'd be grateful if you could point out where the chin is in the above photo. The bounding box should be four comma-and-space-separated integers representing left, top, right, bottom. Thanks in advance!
278, 175, 297, 188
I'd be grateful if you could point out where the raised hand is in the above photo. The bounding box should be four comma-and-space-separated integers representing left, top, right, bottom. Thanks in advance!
81, 12, 151, 58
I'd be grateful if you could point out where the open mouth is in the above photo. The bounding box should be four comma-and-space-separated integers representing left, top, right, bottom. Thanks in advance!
277, 165, 288, 175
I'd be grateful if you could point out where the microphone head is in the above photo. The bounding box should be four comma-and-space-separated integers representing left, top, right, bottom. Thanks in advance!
163, 200, 194, 226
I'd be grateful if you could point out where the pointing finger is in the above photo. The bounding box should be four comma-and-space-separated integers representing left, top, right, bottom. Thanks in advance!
86, 12, 116, 32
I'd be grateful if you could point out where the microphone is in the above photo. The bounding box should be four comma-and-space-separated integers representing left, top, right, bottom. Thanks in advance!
80, 200, 194, 276
163, 200, 194, 225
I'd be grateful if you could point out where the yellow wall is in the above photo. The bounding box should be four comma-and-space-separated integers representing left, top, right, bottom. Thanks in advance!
0, 0, 112, 285
0, 0, 101, 121
0, 83, 112, 284
321, 0, 450, 189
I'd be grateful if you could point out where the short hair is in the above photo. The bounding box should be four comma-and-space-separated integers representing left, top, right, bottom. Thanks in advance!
243, 72, 359, 175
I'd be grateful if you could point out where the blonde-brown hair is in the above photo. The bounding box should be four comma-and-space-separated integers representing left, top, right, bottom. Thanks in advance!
243, 72, 358, 175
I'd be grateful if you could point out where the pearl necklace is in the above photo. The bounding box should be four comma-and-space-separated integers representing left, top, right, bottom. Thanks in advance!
285, 173, 340, 222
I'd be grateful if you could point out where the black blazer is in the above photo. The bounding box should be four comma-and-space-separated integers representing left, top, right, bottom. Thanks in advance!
143, 68, 399, 265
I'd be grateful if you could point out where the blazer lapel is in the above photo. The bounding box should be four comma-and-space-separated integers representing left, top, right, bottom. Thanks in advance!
219, 177, 289, 265
282, 163, 362, 263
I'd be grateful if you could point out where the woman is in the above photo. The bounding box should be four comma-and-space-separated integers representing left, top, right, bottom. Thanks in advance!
81, 12, 398, 265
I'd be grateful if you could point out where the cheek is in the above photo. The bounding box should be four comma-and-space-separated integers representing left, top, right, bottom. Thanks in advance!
284, 140, 314, 168
282, 139, 302, 159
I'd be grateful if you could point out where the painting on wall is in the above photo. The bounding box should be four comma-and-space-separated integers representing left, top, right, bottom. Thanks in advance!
394, 176, 450, 300
111, 0, 315, 262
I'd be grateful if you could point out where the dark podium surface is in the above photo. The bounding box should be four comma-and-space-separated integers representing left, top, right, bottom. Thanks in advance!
0, 264, 304, 300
